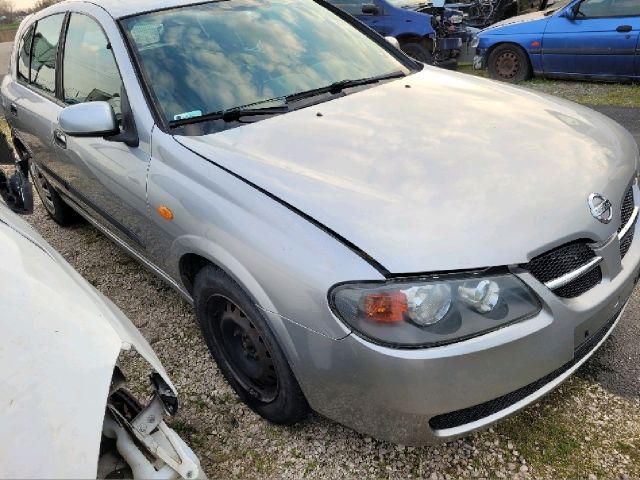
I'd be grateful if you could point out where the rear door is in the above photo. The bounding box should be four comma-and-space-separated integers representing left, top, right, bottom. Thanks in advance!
51, 12, 151, 251
543, 0, 640, 78
2, 14, 65, 169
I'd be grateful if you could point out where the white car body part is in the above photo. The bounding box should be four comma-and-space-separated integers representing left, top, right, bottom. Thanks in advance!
0, 202, 204, 479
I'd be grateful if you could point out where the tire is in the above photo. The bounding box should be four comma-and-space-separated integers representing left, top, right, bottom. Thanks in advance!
487, 44, 532, 83
400, 41, 434, 65
29, 161, 80, 225
193, 265, 309, 424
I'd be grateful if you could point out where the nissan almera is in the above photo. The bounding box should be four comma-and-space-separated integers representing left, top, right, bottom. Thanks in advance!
3, 0, 639, 445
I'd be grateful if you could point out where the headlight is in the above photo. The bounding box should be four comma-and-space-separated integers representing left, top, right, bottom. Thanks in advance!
330, 272, 540, 348
469, 34, 480, 48
449, 14, 464, 24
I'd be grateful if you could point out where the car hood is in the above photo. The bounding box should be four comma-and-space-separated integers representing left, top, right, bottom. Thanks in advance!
0, 204, 175, 478
176, 67, 638, 274
483, 10, 548, 32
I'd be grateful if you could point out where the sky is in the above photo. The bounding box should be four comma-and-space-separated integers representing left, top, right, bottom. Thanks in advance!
14, 0, 38, 10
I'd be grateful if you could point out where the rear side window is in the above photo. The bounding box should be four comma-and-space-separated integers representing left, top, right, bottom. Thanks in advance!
17, 25, 35, 82
62, 14, 123, 120
30, 14, 65, 95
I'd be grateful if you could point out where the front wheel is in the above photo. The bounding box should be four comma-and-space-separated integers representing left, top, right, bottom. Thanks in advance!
193, 265, 309, 424
401, 41, 434, 65
487, 44, 532, 83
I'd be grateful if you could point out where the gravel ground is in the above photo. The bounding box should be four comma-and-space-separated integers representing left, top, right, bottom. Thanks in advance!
15, 197, 640, 478
3, 78, 640, 478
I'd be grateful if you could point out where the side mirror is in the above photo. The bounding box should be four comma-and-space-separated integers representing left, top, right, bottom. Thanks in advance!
385, 36, 400, 49
561, 3, 579, 19
361, 4, 379, 15
59, 101, 119, 137
0, 165, 33, 215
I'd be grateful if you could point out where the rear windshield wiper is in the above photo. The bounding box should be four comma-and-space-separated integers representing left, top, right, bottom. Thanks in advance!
169, 105, 289, 128
286, 71, 406, 104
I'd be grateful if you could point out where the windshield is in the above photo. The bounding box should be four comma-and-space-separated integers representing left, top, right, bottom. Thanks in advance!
122, 0, 410, 125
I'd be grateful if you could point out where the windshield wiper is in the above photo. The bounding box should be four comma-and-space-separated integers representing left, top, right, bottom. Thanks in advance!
169, 105, 289, 128
286, 71, 406, 104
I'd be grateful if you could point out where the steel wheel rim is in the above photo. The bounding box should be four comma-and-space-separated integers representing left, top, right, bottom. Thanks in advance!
207, 295, 278, 402
495, 51, 520, 79
30, 163, 55, 212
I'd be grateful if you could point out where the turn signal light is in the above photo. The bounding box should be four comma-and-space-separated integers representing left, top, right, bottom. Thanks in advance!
157, 205, 174, 220
363, 291, 407, 323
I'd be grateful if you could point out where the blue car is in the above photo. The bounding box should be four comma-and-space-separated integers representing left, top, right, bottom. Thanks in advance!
474, 0, 640, 82
326, 0, 464, 66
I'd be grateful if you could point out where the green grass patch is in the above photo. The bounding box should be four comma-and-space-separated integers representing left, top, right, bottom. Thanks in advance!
458, 64, 640, 108
0, 23, 19, 31
496, 408, 587, 475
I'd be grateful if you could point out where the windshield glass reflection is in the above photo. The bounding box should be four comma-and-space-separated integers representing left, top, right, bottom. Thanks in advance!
122, 0, 409, 124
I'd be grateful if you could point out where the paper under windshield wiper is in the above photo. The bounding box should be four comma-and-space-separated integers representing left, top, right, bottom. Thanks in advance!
286, 71, 406, 103
169, 105, 289, 127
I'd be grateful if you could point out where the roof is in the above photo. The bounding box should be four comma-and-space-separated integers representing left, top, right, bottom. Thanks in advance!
84, 0, 208, 18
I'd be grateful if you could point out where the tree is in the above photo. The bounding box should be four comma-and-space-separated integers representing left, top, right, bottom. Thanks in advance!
32, 0, 60, 12
0, 0, 15, 22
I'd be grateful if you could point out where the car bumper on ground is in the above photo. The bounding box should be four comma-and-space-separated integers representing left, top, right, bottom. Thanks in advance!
473, 49, 486, 70
274, 222, 640, 445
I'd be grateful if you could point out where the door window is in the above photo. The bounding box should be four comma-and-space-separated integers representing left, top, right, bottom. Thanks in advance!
579, 0, 640, 17
17, 24, 35, 82
62, 14, 123, 120
31, 14, 65, 94
327, 0, 376, 15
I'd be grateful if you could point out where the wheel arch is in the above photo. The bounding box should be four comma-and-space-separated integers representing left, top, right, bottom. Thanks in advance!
396, 33, 434, 52
175, 236, 278, 315
486, 41, 533, 71
175, 241, 308, 382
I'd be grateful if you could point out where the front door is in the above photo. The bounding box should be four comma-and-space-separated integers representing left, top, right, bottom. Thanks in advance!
329, 0, 388, 35
51, 12, 151, 250
543, 0, 640, 78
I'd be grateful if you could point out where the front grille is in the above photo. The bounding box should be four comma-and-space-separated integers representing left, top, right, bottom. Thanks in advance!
522, 241, 601, 298
619, 186, 634, 233
429, 308, 621, 431
552, 266, 602, 299
619, 185, 636, 259
621, 229, 635, 259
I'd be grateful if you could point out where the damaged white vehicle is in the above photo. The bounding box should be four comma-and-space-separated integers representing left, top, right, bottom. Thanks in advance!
0, 186, 204, 479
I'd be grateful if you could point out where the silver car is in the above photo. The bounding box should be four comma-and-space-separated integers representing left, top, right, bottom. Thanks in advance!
2, 0, 639, 445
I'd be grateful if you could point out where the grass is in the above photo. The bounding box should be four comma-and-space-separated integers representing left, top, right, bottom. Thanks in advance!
458, 64, 640, 108
0, 23, 19, 31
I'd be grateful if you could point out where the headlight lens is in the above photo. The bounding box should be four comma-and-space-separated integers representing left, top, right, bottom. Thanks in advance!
469, 34, 480, 48
330, 273, 540, 347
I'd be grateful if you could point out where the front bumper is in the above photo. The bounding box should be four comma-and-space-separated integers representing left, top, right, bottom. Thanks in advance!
275, 220, 640, 445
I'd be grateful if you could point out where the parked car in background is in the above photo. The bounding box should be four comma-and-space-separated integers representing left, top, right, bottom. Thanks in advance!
0, 167, 204, 479
3, 0, 640, 446
445, 0, 546, 28
474, 0, 640, 82
326, 0, 465, 67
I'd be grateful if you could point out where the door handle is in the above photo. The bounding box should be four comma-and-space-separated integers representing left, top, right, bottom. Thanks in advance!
53, 129, 67, 149
9, 103, 17, 116
617, 25, 632, 33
